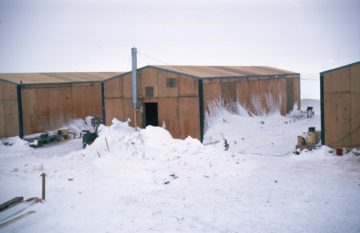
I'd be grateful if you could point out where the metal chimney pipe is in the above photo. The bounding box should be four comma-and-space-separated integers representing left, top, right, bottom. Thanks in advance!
131, 47, 137, 110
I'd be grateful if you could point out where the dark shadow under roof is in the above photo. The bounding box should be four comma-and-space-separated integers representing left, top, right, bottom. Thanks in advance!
0, 72, 122, 85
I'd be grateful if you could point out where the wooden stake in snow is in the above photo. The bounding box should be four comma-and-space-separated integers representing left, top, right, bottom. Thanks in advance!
105, 137, 110, 152
41, 173, 46, 201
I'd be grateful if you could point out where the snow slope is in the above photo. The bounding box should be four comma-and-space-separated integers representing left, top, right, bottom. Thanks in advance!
0, 99, 360, 233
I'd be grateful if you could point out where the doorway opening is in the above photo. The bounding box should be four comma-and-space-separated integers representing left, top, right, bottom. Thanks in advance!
144, 102, 158, 127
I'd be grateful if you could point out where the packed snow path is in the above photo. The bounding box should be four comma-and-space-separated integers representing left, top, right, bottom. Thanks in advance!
0, 100, 359, 233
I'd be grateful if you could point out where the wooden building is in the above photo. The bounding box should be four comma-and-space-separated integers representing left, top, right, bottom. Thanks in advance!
104, 65, 300, 141
0, 72, 120, 138
320, 61, 360, 148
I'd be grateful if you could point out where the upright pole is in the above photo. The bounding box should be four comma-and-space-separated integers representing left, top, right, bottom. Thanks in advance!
41, 173, 46, 201
131, 47, 138, 128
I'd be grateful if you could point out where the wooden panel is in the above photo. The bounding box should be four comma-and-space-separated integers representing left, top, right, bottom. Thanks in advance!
178, 97, 200, 139
178, 75, 198, 96
324, 67, 351, 93
157, 70, 178, 97
48, 86, 73, 129
0, 81, 18, 137
286, 78, 294, 113
122, 98, 134, 125
220, 79, 237, 112
293, 75, 301, 109
351, 93, 360, 147
71, 83, 102, 120
203, 79, 221, 112
140, 68, 158, 98
21, 87, 50, 135
122, 74, 132, 98
324, 93, 351, 147
350, 63, 360, 93
105, 98, 114, 125
104, 77, 122, 98
236, 79, 250, 110
158, 98, 179, 138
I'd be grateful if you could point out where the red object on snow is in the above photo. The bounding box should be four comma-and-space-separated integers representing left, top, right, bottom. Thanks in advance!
336, 148, 343, 156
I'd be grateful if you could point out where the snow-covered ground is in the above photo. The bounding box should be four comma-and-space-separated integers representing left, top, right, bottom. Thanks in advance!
1, 99, 360, 233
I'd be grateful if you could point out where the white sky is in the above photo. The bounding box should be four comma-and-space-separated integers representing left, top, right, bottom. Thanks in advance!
0, 0, 359, 98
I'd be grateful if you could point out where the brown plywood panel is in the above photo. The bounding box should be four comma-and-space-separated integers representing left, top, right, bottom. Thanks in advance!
203, 79, 221, 113
178, 97, 200, 139
122, 74, 132, 98
324, 67, 350, 93
158, 98, 180, 138
0, 81, 18, 137
105, 98, 114, 125
157, 70, 178, 98
3, 99, 19, 137
71, 83, 102, 120
0, 100, 4, 138
140, 67, 158, 98
324, 93, 351, 147
48, 86, 73, 129
286, 78, 294, 113
178, 75, 198, 97
220, 80, 237, 112
122, 98, 134, 125
293, 76, 301, 109
350, 64, 360, 93
21, 88, 50, 135
236, 79, 249, 109
351, 93, 360, 147
105, 77, 122, 98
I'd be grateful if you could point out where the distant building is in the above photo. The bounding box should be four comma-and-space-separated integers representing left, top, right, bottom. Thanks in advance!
104, 65, 300, 141
0, 72, 120, 138
320, 61, 360, 148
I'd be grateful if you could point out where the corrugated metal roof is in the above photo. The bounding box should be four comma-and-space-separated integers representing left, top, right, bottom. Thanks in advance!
151, 65, 298, 78
0, 72, 122, 84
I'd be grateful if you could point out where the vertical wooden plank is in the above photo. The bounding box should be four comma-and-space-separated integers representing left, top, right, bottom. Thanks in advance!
324, 93, 351, 147
178, 97, 200, 139
21, 87, 50, 135
140, 67, 158, 98
220, 79, 237, 112
179, 75, 198, 96
158, 70, 178, 97
203, 79, 221, 113
48, 86, 73, 129
350, 64, 360, 147
158, 98, 180, 138
286, 78, 294, 113
351, 93, 360, 147
0, 81, 13, 137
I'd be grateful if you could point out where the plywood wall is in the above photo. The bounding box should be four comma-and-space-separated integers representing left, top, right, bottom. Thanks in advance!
104, 67, 200, 139
21, 83, 102, 135
0, 81, 19, 138
323, 63, 360, 148
202, 75, 298, 117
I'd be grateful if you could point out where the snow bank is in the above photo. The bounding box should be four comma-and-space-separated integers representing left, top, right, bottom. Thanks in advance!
0, 136, 30, 155
204, 100, 321, 155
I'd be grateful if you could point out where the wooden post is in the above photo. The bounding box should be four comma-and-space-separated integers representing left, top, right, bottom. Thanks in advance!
41, 173, 46, 201
133, 109, 137, 130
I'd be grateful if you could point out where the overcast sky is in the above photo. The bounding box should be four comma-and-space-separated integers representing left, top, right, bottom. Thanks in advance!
0, 0, 359, 88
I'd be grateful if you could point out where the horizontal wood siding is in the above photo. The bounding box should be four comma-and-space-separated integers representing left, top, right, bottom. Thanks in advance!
0, 81, 18, 138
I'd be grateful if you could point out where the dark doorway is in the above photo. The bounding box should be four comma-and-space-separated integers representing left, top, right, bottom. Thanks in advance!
144, 102, 158, 127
